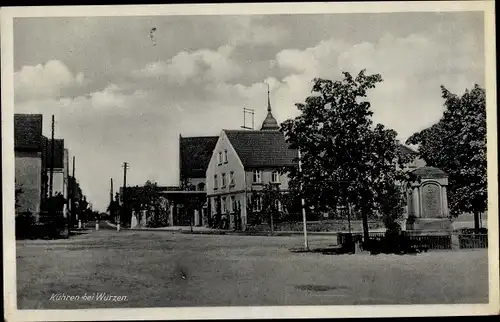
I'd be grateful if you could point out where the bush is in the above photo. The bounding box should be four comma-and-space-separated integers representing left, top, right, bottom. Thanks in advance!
38, 211, 69, 239
365, 233, 421, 255
15, 212, 36, 239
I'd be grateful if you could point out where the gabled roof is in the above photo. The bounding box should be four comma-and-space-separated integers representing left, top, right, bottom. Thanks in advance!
42, 137, 65, 169
14, 114, 43, 151
224, 130, 298, 168
180, 135, 219, 179
398, 144, 418, 156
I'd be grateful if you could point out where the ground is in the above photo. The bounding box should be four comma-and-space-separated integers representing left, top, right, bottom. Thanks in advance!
16, 229, 488, 309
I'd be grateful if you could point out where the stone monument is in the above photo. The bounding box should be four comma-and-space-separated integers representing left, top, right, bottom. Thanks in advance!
406, 166, 452, 234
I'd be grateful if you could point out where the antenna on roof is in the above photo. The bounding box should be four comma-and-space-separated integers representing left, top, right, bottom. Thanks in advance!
241, 108, 255, 130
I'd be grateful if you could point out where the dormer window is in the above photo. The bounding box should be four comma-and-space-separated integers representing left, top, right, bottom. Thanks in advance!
223, 150, 228, 163
217, 152, 222, 165
253, 170, 262, 184
271, 171, 279, 183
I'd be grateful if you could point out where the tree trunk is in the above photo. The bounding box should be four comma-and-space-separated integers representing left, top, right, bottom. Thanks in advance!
362, 211, 370, 244
473, 211, 480, 230
270, 211, 274, 235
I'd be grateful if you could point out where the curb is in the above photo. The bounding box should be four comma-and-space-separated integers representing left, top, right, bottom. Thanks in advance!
124, 228, 346, 237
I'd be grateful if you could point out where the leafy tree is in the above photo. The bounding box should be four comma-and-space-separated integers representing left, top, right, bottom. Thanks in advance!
406, 85, 487, 229
107, 192, 122, 223
281, 70, 415, 242
15, 182, 23, 212
248, 184, 290, 232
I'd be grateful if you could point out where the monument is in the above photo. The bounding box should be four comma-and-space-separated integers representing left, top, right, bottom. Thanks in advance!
406, 166, 452, 234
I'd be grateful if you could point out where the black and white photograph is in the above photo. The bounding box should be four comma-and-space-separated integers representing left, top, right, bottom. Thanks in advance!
2, 1, 498, 320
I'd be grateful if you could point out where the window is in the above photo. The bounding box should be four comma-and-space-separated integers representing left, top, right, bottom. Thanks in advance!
230, 196, 236, 212
253, 170, 262, 183
275, 199, 282, 212
221, 173, 226, 187
223, 150, 228, 163
253, 195, 262, 211
271, 171, 279, 183
229, 171, 235, 186
221, 197, 227, 213
214, 175, 218, 190
217, 152, 222, 165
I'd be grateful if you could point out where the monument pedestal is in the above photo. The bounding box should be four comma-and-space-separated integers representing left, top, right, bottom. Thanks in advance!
406, 217, 453, 235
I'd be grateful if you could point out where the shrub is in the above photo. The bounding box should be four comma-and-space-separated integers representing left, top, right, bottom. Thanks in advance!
15, 212, 36, 239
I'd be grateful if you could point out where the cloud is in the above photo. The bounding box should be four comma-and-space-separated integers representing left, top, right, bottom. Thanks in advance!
14, 60, 85, 102
269, 30, 484, 140
136, 45, 242, 85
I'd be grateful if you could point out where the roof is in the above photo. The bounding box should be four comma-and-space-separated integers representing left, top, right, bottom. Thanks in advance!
14, 114, 43, 151
224, 130, 298, 168
411, 166, 448, 179
42, 137, 65, 169
180, 135, 219, 179
398, 144, 418, 155
260, 111, 280, 131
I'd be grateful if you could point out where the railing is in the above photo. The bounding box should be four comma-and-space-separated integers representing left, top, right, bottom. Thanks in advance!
403, 234, 452, 250
459, 234, 488, 249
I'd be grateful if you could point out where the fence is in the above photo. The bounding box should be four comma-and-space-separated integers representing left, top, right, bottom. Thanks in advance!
459, 234, 488, 249
338, 232, 487, 251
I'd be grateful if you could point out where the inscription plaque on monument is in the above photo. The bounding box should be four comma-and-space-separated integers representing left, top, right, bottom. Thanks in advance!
422, 183, 441, 218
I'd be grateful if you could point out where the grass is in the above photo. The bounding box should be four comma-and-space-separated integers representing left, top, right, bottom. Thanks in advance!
16, 229, 489, 309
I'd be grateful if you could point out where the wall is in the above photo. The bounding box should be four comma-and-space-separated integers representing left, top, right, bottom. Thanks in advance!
206, 131, 246, 196
245, 169, 291, 191
186, 177, 206, 191
246, 220, 385, 233
15, 151, 42, 215
52, 170, 65, 196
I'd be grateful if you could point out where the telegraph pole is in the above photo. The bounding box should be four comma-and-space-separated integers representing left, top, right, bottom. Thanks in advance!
49, 115, 55, 201
119, 162, 129, 232
298, 149, 309, 250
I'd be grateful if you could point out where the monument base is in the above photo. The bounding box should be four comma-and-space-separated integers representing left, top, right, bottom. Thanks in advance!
406, 217, 453, 235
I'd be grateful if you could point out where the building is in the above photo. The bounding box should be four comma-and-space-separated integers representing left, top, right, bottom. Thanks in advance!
178, 135, 219, 225
14, 114, 44, 217
206, 90, 297, 230
179, 135, 219, 191
42, 137, 70, 216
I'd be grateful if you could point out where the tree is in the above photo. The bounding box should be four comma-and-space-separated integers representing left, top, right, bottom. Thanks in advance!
281, 70, 414, 243
15, 182, 23, 212
259, 183, 288, 234
407, 85, 487, 229
107, 192, 122, 223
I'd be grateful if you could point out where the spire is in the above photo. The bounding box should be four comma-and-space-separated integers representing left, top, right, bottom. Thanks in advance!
260, 82, 280, 131
267, 82, 272, 113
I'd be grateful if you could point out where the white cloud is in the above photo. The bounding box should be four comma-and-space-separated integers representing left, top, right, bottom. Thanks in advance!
136, 46, 242, 85
269, 30, 484, 140
15, 60, 85, 102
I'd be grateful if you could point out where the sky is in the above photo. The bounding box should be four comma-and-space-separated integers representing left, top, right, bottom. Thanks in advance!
13, 12, 485, 212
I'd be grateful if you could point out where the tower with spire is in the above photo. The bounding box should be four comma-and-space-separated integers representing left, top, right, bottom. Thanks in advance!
260, 83, 280, 131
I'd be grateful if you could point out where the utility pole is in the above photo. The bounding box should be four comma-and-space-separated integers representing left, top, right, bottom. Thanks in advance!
68, 156, 75, 230
298, 149, 309, 250
120, 162, 129, 232
49, 115, 55, 203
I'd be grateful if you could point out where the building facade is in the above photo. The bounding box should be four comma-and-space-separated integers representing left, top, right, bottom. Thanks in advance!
206, 91, 297, 230
42, 138, 69, 217
14, 114, 44, 217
